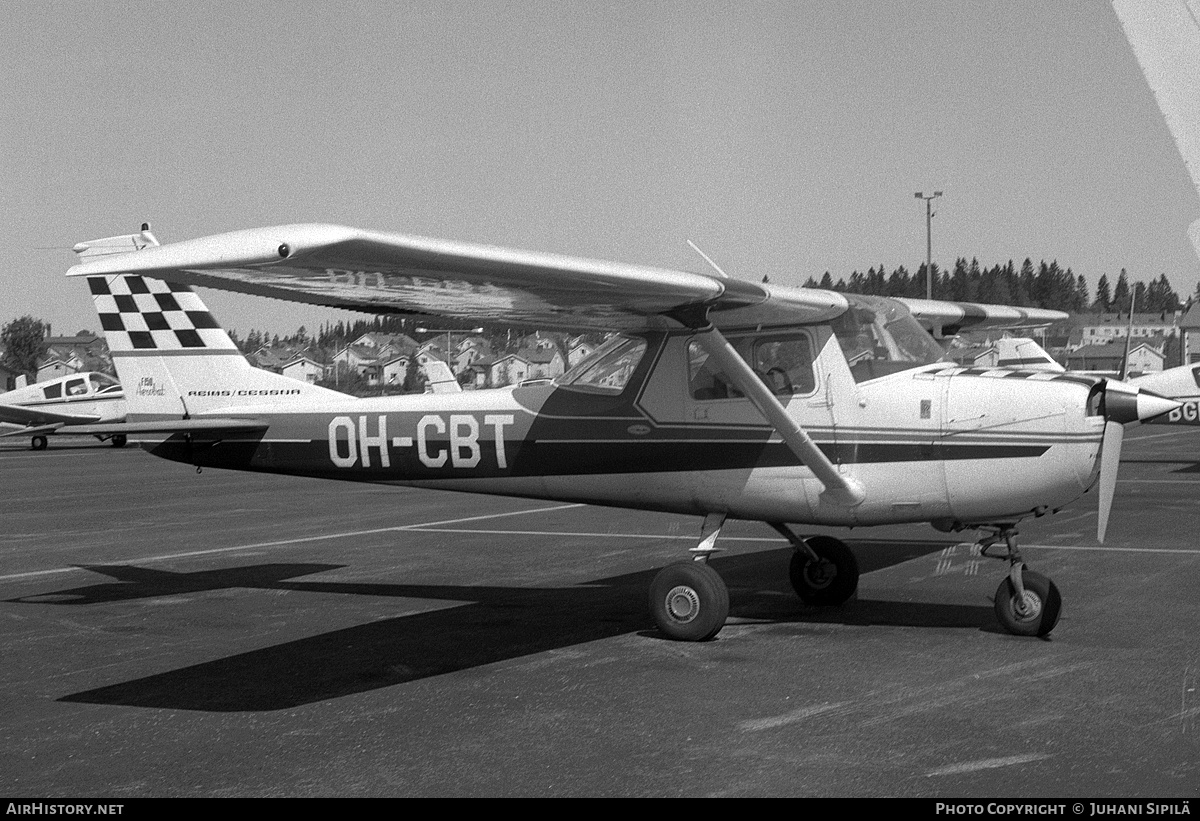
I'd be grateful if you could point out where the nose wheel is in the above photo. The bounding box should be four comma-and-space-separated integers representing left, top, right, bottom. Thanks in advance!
978, 526, 1062, 637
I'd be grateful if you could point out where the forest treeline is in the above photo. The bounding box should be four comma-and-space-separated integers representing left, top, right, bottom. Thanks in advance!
799, 258, 1189, 315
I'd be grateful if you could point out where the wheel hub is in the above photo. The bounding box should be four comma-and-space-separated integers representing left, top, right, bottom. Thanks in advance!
665, 585, 700, 624
804, 560, 835, 590
1012, 590, 1043, 620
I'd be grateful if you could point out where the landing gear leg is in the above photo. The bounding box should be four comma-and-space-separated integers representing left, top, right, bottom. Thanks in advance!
772, 524, 860, 605
978, 526, 1062, 638
649, 513, 730, 641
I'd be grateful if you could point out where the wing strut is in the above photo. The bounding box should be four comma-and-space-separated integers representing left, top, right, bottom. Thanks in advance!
692, 328, 865, 506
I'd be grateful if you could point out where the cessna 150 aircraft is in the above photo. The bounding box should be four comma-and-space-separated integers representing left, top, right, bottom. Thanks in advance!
64, 223, 1179, 642
0, 371, 127, 450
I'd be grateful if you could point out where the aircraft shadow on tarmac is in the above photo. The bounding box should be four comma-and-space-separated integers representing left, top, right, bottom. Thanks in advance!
15, 540, 994, 712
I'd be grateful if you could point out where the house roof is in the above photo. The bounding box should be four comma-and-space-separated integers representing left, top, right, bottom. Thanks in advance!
1180, 302, 1200, 329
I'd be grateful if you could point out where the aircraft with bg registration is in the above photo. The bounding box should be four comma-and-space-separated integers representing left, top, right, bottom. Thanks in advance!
61, 223, 1179, 641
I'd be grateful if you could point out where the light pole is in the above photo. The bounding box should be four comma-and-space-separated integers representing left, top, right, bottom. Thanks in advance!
914, 191, 942, 300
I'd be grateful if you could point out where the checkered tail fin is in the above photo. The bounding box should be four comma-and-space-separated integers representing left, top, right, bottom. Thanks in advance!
85, 271, 343, 417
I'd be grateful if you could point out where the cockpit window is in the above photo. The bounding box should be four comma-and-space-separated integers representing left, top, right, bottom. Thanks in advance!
65, 378, 88, 396
557, 335, 647, 394
831, 294, 947, 382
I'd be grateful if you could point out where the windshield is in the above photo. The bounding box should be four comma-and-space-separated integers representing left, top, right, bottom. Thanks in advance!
89, 373, 121, 394
556, 334, 647, 394
831, 294, 947, 382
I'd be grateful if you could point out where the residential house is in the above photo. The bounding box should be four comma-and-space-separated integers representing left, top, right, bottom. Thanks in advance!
1180, 302, 1200, 365
1077, 312, 1180, 346
281, 353, 330, 384
1065, 341, 1166, 377
945, 344, 999, 369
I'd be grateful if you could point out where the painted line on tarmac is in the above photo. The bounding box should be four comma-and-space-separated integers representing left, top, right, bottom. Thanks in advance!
399, 526, 778, 542
925, 752, 1052, 777
1026, 543, 1200, 554
0, 503, 585, 583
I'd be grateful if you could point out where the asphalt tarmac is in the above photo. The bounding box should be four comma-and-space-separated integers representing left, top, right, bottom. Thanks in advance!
2, 428, 1199, 797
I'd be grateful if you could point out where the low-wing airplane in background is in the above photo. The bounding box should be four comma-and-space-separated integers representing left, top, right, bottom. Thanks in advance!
63, 224, 1179, 641
0, 371, 127, 450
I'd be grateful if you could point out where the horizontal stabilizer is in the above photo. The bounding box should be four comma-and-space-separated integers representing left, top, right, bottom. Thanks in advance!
0, 403, 101, 427
72, 418, 268, 436
0, 423, 64, 438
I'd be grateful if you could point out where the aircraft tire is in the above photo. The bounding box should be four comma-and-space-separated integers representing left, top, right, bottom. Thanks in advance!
994, 569, 1061, 637
790, 536, 859, 605
31, 435, 48, 451
111, 434, 127, 448
649, 561, 729, 642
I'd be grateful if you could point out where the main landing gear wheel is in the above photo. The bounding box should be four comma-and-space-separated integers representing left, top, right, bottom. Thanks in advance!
111, 434, 127, 448
789, 535, 859, 606
994, 568, 1061, 638
30, 435, 48, 451
650, 560, 730, 642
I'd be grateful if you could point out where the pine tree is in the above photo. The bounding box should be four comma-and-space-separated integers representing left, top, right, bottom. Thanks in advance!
1113, 269, 1131, 313
1094, 273, 1112, 312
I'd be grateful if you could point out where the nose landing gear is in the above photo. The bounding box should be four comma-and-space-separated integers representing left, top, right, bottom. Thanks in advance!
977, 526, 1062, 637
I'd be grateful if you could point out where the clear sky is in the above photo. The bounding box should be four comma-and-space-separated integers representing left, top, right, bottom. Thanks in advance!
3, 0, 1198, 338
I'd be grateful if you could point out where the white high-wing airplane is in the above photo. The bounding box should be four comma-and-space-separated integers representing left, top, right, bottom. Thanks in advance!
0, 371, 127, 450
64, 224, 1179, 641
1112, 0, 1200, 425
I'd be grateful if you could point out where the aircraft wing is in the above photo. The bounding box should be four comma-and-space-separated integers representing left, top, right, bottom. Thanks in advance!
66, 224, 848, 332
0, 402, 101, 427
1113, 0, 1200, 263
897, 298, 1067, 337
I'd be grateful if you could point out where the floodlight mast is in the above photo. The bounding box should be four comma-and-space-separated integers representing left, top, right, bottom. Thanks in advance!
914, 191, 943, 300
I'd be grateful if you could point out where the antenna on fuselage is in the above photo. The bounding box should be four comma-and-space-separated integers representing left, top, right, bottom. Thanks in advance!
686, 239, 730, 279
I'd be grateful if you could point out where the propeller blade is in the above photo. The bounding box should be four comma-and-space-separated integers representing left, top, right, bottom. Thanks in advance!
1097, 420, 1124, 543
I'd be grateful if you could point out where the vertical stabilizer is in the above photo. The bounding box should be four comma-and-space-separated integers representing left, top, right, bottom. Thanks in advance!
84, 271, 347, 418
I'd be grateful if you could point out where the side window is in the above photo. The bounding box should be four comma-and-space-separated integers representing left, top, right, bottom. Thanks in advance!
65, 378, 88, 396
752, 337, 816, 396
43, 382, 63, 399
689, 333, 816, 400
